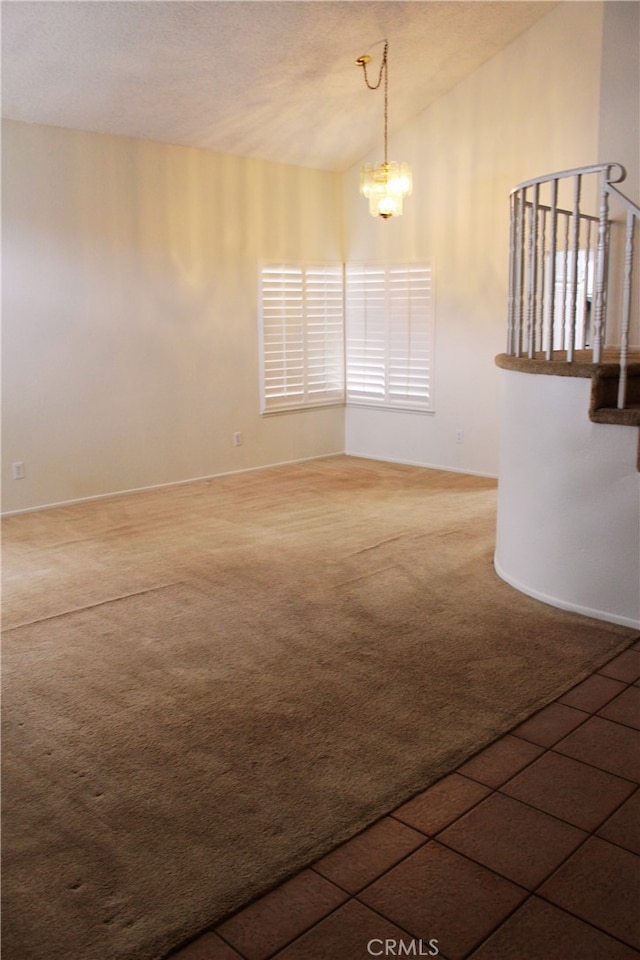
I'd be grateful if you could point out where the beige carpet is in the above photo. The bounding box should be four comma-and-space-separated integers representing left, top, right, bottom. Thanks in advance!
1, 455, 635, 960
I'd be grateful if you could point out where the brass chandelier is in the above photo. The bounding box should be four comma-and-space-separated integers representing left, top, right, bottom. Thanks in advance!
356, 39, 412, 219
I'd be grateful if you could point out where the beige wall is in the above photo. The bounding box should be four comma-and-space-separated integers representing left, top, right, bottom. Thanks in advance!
344, 0, 608, 475
2, 122, 344, 511
599, 0, 640, 202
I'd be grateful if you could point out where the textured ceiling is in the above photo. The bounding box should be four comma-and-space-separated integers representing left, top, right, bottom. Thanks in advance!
2, 1, 556, 172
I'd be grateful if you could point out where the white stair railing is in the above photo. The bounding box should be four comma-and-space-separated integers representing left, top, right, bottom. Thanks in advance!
507, 163, 639, 408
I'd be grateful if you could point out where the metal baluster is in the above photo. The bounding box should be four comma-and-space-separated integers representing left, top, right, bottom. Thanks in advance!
567, 174, 581, 362
538, 206, 547, 355
507, 192, 517, 354
546, 179, 558, 359
583, 220, 593, 348
560, 213, 570, 352
617, 209, 635, 408
592, 169, 610, 364
514, 189, 525, 355
526, 183, 539, 358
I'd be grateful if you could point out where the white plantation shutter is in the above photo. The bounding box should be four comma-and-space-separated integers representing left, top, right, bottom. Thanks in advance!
343, 265, 386, 401
259, 263, 345, 413
346, 263, 434, 410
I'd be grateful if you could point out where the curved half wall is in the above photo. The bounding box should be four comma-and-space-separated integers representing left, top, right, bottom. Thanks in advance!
495, 366, 640, 629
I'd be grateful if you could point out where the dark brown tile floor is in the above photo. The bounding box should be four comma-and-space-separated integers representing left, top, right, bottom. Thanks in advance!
169, 640, 640, 960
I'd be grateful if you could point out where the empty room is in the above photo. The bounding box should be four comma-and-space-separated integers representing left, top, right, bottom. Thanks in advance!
2, 2, 639, 959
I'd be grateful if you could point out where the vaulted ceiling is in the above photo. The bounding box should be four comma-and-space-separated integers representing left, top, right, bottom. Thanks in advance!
2, 1, 556, 172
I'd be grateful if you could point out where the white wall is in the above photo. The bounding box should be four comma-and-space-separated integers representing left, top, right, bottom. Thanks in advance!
598, 1, 640, 344
599, 0, 640, 203
1, 121, 345, 512
344, 1, 606, 475
495, 370, 640, 629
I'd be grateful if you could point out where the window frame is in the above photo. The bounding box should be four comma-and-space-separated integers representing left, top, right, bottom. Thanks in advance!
257, 259, 435, 416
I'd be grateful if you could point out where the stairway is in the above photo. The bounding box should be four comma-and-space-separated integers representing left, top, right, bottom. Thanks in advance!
589, 360, 640, 426
505, 163, 639, 438
496, 350, 640, 469
589, 359, 640, 469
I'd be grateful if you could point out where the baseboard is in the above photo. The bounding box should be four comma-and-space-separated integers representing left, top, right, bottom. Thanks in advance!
345, 452, 498, 480
0, 452, 345, 517
494, 556, 640, 631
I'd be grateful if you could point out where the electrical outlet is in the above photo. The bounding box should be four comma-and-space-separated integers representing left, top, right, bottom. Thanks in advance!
233, 432, 243, 446
12, 461, 25, 479
456, 430, 464, 444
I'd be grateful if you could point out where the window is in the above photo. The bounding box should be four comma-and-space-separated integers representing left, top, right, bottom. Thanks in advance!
259, 263, 345, 413
345, 263, 434, 411
258, 260, 435, 414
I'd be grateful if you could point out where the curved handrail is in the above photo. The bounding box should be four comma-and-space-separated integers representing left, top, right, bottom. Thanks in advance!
607, 182, 640, 218
510, 162, 627, 196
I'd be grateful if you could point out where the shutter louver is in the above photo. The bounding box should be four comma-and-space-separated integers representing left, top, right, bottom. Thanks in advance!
345, 263, 434, 411
259, 263, 345, 413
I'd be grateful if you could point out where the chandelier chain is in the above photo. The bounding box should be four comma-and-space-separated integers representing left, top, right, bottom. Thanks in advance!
383, 45, 388, 165
358, 40, 389, 165
359, 40, 388, 91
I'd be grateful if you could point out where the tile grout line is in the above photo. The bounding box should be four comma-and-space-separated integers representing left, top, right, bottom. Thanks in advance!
463, 676, 640, 956
462, 893, 640, 960
167, 657, 640, 959
222, 704, 640, 958
460, 890, 540, 959
531, 893, 640, 954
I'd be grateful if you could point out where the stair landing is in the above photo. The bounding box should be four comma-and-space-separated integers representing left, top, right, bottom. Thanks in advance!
495, 350, 640, 469
495, 350, 640, 426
